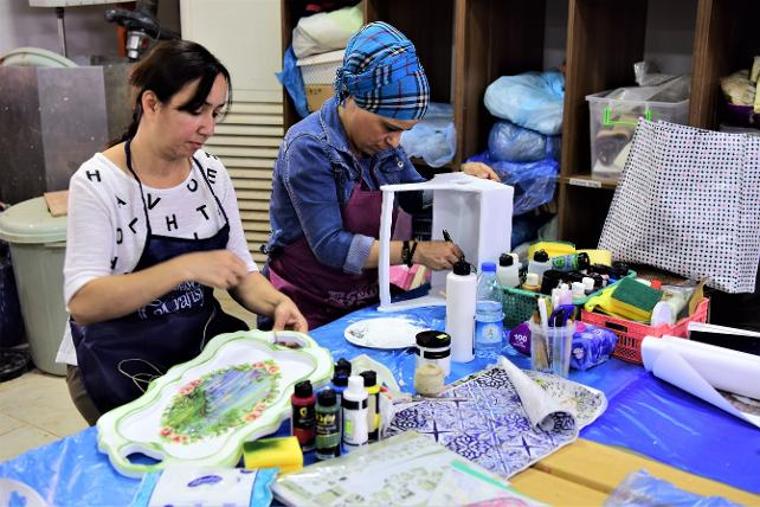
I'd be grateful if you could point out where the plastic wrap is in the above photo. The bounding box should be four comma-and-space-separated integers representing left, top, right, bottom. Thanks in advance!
276, 46, 310, 119
488, 121, 560, 162
484, 71, 565, 136
2, 295, 760, 499
467, 151, 559, 215
399, 119, 456, 167
605, 470, 740, 507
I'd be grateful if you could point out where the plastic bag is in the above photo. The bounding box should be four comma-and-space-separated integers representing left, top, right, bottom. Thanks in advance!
292, 4, 363, 59
488, 120, 560, 162
604, 469, 741, 507
276, 46, 310, 119
400, 119, 456, 168
484, 71, 565, 135
467, 151, 559, 215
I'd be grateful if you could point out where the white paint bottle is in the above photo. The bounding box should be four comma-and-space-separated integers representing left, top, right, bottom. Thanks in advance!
341, 375, 368, 451
446, 258, 476, 363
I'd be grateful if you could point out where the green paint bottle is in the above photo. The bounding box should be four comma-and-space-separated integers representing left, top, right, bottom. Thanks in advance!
315, 388, 340, 460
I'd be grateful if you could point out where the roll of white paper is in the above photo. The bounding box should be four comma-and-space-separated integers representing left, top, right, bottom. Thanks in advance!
642, 335, 760, 399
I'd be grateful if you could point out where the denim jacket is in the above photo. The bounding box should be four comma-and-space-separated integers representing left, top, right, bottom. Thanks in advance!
267, 97, 424, 274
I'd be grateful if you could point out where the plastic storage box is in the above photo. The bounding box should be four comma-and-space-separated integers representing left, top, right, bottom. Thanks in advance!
581, 298, 709, 365
297, 49, 344, 112
586, 91, 689, 178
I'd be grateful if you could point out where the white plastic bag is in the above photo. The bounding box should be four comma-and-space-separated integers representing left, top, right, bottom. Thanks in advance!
292, 5, 363, 59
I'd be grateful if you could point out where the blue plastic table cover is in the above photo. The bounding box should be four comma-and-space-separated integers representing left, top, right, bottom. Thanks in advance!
1, 303, 759, 506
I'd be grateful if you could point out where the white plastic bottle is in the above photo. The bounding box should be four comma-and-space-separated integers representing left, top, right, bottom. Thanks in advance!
446, 258, 477, 363
497, 253, 520, 288
341, 375, 368, 451
528, 249, 552, 283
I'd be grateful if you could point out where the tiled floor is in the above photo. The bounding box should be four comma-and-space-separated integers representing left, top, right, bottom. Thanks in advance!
0, 290, 254, 462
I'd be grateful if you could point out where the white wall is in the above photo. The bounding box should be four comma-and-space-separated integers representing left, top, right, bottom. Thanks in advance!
0, 0, 180, 58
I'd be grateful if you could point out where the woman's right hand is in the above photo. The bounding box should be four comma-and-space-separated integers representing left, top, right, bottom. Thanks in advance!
412, 240, 463, 270
175, 250, 248, 289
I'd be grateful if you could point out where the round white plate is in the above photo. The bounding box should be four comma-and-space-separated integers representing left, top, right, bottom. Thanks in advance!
344, 318, 426, 349
0, 478, 47, 507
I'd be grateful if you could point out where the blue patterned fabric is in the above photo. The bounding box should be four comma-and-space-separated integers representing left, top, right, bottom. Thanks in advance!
335, 21, 430, 120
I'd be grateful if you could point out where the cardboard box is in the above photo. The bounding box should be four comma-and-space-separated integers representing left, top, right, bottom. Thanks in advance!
305, 84, 334, 112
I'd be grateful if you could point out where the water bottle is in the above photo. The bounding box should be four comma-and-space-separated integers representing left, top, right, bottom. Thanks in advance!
475, 262, 505, 360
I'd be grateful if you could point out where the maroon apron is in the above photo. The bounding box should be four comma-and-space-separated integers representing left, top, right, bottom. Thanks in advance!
269, 178, 394, 329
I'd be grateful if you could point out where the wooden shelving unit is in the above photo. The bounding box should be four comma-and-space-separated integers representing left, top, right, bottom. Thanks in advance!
559, 0, 760, 247
281, 0, 760, 247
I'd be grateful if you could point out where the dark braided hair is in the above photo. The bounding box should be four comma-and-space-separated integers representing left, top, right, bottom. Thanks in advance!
111, 39, 232, 146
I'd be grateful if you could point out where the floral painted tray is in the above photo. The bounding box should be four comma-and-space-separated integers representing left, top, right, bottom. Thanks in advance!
97, 330, 333, 477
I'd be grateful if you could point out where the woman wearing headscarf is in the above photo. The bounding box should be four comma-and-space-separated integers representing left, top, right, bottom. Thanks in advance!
265, 22, 497, 329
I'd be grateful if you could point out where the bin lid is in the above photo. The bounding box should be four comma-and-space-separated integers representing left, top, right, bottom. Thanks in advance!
0, 197, 67, 244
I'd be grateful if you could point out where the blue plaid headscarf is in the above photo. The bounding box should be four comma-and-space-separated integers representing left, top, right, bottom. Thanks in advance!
335, 22, 429, 120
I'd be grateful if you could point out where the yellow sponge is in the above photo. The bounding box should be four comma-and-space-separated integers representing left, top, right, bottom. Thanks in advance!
577, 249, 613, 266
528, 241, 575, 260
243, 436, 303, 475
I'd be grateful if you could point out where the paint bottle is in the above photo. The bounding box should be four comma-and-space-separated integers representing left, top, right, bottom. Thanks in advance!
446, 257, 477, 363
550, 252, 591, 272
291, 380, 316, 452
315, 388, 340, 460
522, 272, 541, 292
582, 277, 596, 295
331, 358, 352, 406
528, 250, 552, 283
341, 375, 368, 451
496, 253, 520, 288
359, 370, 381, 442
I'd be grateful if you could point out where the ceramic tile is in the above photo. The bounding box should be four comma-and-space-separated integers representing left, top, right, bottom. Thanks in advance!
0, 413, 24, 436
388, 368, 580, 478
0, 370, 87, 437
0, 426, 59, 461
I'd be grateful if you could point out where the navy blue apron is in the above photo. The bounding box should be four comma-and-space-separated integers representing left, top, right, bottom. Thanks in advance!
71, 140, 247, 414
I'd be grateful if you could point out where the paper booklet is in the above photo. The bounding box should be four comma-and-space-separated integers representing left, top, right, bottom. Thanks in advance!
273, 431, 545, 507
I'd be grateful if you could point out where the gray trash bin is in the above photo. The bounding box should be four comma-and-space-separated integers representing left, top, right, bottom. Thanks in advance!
0, 197, 67, 376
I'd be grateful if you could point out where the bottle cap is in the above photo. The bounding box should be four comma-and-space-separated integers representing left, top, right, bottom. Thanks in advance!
359, 370, 377, 387
582, 277, 595, 292
499, 253, 514, 267
317, 388, 337, 406
452, 258, 471, 276
481, 261, 497, 272
416, 330, 451, 348
332, 373, 348, 387
651, 279, 662, 290
294, 380, 313, 398
526, 272, 540, 286
577, 252, 591, 270
335, 358, 352, 375
533, 249, 549, 262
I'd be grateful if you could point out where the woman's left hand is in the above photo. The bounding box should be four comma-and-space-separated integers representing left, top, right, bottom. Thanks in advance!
461, 162, 501, 182
272, 298, 309, 332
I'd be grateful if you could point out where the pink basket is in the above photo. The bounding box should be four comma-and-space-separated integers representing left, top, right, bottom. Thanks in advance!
581, 298, 710, 364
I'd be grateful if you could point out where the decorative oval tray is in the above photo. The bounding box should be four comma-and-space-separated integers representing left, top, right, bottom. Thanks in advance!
96, 330, 333, 477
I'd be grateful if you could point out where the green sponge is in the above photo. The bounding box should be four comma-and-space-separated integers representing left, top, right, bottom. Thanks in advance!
610, 278, 663, 320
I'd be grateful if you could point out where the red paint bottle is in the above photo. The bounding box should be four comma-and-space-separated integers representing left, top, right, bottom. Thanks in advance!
291, 380, 316, 451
